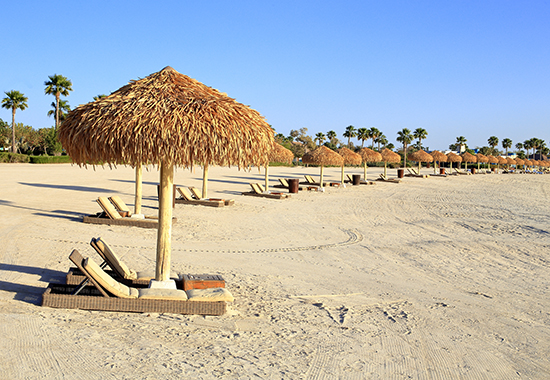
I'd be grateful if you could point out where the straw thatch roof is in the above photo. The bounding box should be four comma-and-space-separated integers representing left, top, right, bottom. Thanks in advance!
380, 148, 401, 164
515, 158, 524, 165
359, 147, 382, 163
430, 150, 447, 162
487, 156, 499, 164
506, 157, 516, 165
532, 160, 540, 166
446, 152, 463, 163
408, 149, 433, 163
476, 153, 489, 163
59, 66, 273, 168
338, 147, 362, 166
498, 156, 507, 165
302, 146, 344, 166
269, 143, 294, 165
461, 152, 477, 163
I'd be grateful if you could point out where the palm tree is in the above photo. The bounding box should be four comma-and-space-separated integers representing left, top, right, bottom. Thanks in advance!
314, 132, 326, 147
532, 138, 544, 159
515, 142, 523, 153
455, 136, 467, 152
44, 74, 73, 130
501, 138, 512, 157
413, 128, 428, 149
374, 134, 386, 151
357, 127, 368, 147
343, 125, 357, 146
47, 99, 71, 121
1, 90, 28, 153
523, 139, 533, 158
488, 136, 499, 154
368, 127, 380, 149
396, 128, 413, 168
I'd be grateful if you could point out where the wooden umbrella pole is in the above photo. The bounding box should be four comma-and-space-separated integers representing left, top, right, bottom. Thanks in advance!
202, 163, 209, 199
134, 164, 143, 215
265, 164, 269, 192
434, 161, 437, 174
384, 162, 387, 177
156, 161, 174, 282
341, 165, 345, 184
364, 162, 368, 180
418, 161, 421, 174
320, 166, 324, 188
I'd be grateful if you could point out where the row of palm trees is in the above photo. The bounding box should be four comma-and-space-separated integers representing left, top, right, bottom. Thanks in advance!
1, 74, 72, 153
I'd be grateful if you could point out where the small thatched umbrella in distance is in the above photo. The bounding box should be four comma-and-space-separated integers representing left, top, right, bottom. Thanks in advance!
498, 156, 507, 170
476, 153, 488, 171
461, 152, 477, 171
408, 149, 433, 174
266, 143, 294, 191
302, 146, 344, 188
487, 155, 498, 171
506, 157, 516, 170
59, 66, 273, 282
430, 150, 447, 174
447, 152, 462, 172
359, 148, 382, 181
338, 147, 362, 184
380, 148, 401, 177
515, 158, 524, 171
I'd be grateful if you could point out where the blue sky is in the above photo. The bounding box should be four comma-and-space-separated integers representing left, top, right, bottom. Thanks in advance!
2, 1, 549, 151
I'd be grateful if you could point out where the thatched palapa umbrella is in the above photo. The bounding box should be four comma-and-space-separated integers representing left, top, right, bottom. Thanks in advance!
476, 153, 488, 171
461, 152, 477, 171
497, 156, 507, 170
380, 148, 401, 177
430, 150, 447, 174
59, 66, 273, 282
302, 146, 344, 188
408, 149, 433, 174
515, 158, 524, 169
338, 147, 362, 184
266, 143, 294, 190
506, 157, 516, 170
446, 152, 462, 171
359, 148, 382, 181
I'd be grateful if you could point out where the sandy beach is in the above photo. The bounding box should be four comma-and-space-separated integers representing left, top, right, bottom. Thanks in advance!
0, 163, 549, 379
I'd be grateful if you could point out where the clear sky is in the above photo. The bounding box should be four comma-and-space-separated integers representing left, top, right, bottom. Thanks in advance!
2, 0, 549, 151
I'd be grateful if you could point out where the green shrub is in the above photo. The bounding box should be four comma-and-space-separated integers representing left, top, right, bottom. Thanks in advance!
0, 152, 30, 163
29, 155, 73, 164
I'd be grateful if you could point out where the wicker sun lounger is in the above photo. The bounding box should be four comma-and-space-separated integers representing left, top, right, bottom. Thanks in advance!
66, 237, 178, 286
300, 175, 327, 186
377, 174, 401, 183
83, 197, 177, 229
242, 183, 290, 199
188, 187, 235, 206
405, 168, 429, 178
175, 187, 224, 207
43, 250, 230, 316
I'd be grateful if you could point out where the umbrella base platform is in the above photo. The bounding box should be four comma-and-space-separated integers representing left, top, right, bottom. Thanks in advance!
181, 274, 225, 291
83, 213, 177, 229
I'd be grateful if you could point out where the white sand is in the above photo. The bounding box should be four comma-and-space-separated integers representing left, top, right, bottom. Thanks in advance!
0, 163, 549, 379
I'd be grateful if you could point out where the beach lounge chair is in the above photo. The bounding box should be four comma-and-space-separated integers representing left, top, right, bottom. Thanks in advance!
175, 187, 224, 207
273, 178, 305, 191
377, 174, 400, 183
301, 175, 327, 186
43, 250, 231, 315
108, 195, 132, 216
405, 168, 429, 178
242, 183, 290, 199
345, 174, 375, 185
453, 168, 472, 175
188, 187, 235, 206
66, 237, 176, 286
83, 197, 175, 229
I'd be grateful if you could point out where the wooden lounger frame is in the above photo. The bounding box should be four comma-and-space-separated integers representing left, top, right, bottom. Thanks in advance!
377, 174, 401, 183
175, 187, 224, 207
43, 250, 226, 316
242, 183, 290, 199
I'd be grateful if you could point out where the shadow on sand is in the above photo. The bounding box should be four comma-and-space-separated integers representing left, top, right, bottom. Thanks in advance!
0, 264, 66, 305
18, 182, 113, 193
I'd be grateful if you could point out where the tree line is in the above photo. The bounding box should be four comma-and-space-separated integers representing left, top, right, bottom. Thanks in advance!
1, 74, 73, 155
275, 126, 547, 162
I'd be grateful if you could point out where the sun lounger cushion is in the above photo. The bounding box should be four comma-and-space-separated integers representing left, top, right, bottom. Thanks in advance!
186, 287, 234, 302
109, 195, 131, 214
83, 257, 139, 299
95, 238, 137, 280
138, 288, 188, 300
